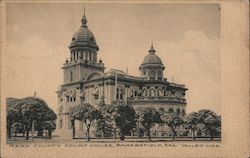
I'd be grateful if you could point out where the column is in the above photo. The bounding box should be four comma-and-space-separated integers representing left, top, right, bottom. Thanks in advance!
89, 52, 92, 61
83, 52, 86, 61
80, 52, 83, 60
86, 52, 89, 61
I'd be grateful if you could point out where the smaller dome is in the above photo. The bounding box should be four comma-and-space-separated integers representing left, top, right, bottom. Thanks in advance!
142, 53, 163, 65
141, 44, 163, 65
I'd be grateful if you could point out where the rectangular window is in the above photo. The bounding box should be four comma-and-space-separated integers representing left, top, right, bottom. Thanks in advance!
95, 95, 99, 100
70, 71, 73, 82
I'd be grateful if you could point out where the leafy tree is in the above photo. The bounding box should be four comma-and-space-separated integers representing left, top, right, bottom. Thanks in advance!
114, 101, 136, 139
41, 120, 56, 139
6, 97, 57, 140
183, 112, 199, 140
99, 101, 136, 140
161, 112, 183, 140
69, 103, 102, 141
197, 109, 221, 140
7, 98, 25, 138
136, 108, 162, 141
35, 107, 57, 137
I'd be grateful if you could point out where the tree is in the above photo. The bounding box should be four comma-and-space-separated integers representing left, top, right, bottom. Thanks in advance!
136, 108, 161, 141
197, 109, 221, 140
183, 112, 199, 140
161, 112, 183, 140
99, 101, 136, 140
69, 103, 102, 141
114, 101, 136, 139
6, 97, 57, 140
6, 98, 22, 139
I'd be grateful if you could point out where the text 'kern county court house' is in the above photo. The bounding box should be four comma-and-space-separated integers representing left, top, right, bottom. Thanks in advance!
56, 12, 188, 138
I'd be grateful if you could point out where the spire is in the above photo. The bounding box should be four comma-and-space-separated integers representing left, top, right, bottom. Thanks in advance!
81, 4, 88, 27
149, 40, 155, 54
84, 4, 85, 16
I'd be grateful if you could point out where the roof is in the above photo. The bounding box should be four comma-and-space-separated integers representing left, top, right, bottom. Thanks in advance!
69, 15, 99, 50
142, 53, 163, 65
105, 69, 127, 76
141, 45, 163, 66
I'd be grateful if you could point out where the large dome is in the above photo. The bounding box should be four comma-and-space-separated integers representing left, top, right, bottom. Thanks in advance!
69, 15, 99, 50
141, 45, 163, 65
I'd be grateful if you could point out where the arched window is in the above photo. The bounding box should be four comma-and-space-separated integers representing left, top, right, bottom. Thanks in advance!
169, 108, 173, 113
150, 89, 155, 97
142, 89, 147, 97
182, 109, 186, 116
159, 108, 165, 115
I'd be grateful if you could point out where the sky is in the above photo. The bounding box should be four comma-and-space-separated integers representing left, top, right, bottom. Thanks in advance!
2, 3, 221, 114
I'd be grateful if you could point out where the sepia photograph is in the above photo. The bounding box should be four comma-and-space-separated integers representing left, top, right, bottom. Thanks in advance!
0, 1, 249, 158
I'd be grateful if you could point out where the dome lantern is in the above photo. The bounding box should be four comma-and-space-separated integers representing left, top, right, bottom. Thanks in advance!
139, 42, 165, 81
68, 8, 100, 65
81, 15, 88, 27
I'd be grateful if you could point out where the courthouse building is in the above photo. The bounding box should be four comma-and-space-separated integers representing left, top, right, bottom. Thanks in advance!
56, 13, 188, 138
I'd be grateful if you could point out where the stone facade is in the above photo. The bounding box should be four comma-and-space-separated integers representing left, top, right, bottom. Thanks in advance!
56, 13, 188, 138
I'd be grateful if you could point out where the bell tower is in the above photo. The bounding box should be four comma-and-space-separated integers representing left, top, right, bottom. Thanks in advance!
62, 11, 105, 84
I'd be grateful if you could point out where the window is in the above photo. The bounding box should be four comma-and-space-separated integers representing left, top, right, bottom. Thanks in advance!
169, 108, 173, 113
120, 90, 123, 99
116, 88, 119, 99
70, 71, 73, 82
94, 95, 99, 100
73, 97, 76, 102
159, 108, 165, 115
150, 89, 155, 97
176, 108, 180, 115
143, 71, 146, 75
135, 91, 137, 96
130, 90, 133, 97
182, 109, 186, 115
59, 119, 62, 129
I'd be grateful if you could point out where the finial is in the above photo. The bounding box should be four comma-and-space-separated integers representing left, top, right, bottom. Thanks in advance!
149, 40, 155, 54
99, 58, 103, 63
81, 4, 87, 27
